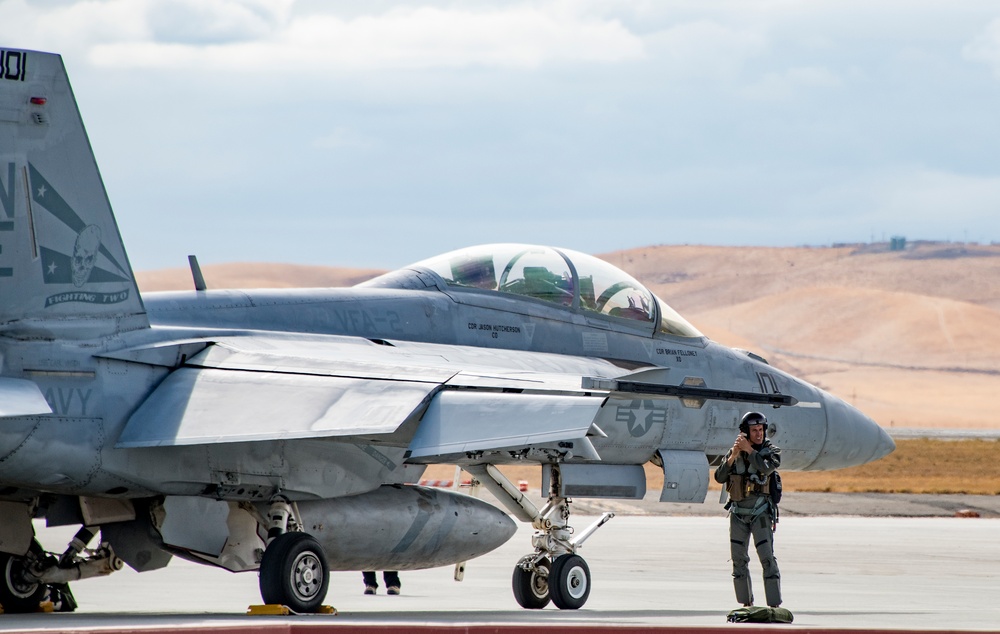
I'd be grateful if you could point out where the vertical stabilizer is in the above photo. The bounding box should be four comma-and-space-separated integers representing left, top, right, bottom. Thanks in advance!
0, 49, 147, 336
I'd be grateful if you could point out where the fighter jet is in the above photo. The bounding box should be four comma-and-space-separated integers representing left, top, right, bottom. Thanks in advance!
0, 48, 894, 613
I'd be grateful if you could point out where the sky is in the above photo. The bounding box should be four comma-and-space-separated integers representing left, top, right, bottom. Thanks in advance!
3, 0, 1000, 272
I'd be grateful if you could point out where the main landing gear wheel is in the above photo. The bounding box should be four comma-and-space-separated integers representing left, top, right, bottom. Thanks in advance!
512, 556, 551, 609
549, 554, 591, 610
259, 532, 329, 613
0, 544, 46, 614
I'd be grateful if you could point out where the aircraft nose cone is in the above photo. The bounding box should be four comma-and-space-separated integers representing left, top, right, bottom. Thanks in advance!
873, 426, 896, 462
807, 392, 895, 470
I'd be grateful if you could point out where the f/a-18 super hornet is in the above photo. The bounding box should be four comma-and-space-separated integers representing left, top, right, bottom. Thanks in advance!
0, 48, 894, 614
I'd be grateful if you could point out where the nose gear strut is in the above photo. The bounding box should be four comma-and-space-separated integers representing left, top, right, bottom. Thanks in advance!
464, 463, 614, 610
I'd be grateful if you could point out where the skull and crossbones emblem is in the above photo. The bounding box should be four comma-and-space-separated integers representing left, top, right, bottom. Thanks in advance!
71, 224, 102, 287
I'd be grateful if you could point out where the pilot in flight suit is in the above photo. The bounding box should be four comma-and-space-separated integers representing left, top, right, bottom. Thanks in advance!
713, 411, 782, 608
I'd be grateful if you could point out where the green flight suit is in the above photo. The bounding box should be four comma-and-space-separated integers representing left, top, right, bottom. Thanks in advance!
714, 439, 782, 607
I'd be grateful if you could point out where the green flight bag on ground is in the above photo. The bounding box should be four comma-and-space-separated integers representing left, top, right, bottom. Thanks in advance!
726, 606, 794, 623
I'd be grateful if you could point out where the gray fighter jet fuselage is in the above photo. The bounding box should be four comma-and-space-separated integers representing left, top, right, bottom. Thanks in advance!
0, 48, 893, 614
141, 264, 891, 475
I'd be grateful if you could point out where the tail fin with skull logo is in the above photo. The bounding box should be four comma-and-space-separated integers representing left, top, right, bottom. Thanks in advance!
0, 49, 148, 338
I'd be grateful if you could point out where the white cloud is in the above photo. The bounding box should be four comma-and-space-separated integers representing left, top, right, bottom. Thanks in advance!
0, 0, 150, 54
145, 0, 291, 44
644, 20, 766, 79
0, 1, 644, 72
8, 0, 1000, 267
963, 18, 1000, 78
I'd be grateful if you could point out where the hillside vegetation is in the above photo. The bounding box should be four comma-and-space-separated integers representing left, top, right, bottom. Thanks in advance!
422, 439, 1000, 495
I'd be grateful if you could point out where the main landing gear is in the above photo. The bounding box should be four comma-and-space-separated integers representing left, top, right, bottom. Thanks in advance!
257, 497, 330, 614
0, 527, 123, 613
467, 463, 614, 610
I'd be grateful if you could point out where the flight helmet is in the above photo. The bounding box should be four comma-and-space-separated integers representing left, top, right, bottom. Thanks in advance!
739, 411, 768, 435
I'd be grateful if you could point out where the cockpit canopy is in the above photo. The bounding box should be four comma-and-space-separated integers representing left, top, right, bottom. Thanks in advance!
411, 244, 702, 338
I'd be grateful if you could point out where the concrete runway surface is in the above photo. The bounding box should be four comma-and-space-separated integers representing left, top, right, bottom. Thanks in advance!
3, 512, 998, 632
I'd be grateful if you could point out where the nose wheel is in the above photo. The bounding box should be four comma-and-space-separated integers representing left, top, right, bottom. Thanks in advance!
465, 463, 613, 611
549, 553, 591, 609
510, 467, 610, 610
512, 555, 551, 609
513, 552, 592, 610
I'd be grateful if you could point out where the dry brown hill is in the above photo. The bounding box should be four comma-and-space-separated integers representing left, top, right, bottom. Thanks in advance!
136, 262, 382, 291
617, 242, 1000, 313
621, 242, 1000, 429
136, 242, 1000, 430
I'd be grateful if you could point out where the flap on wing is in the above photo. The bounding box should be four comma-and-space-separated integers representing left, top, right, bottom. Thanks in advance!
116, 367, 436, 448
406, 390, 604, 459
0, 378, 52, 418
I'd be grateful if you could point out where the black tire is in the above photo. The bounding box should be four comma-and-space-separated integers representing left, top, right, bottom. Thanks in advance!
0, 545, 47, 614
549, 553, 591, 610
50, 582, 78, 612
512, 557, 551, 609
259, 532, 329, 613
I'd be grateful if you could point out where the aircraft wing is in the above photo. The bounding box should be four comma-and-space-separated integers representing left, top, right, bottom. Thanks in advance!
114, 336, 611, 452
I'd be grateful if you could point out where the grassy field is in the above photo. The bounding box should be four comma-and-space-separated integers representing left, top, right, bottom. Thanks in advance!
780, 438, 1000, 495
423, 439, 1000, 496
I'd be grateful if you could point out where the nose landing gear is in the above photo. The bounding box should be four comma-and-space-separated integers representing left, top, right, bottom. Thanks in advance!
511, 491, 611, 610
466, 463, 613, 610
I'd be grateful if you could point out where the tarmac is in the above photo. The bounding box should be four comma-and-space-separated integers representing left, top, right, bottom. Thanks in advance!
3, 492, 998, 633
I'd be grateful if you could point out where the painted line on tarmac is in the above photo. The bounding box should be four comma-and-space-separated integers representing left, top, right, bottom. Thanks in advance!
11, 625, 996, 634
